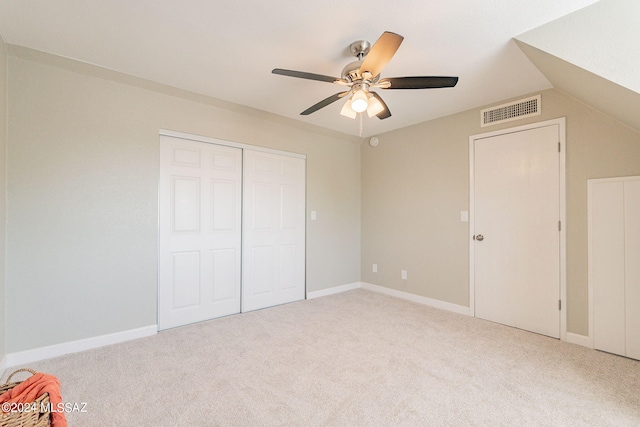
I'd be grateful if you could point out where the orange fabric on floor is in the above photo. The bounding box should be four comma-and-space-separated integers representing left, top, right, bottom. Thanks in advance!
0, 372, 67, 427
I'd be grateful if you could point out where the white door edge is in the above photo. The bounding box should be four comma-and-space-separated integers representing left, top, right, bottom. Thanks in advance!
468, 117, 567, 341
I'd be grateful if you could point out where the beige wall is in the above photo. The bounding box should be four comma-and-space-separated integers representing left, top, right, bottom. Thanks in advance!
361, 110, 471, 306
0, 38, 7, 361
6, 48, 361, 353
361, 88, 640, 336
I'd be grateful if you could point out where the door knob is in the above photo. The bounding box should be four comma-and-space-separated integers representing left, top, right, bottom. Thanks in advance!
475, 234, 484, 241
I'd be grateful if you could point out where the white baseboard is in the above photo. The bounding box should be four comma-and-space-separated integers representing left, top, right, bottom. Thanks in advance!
565, 332, 593, 348
307, 282, 361, 299
5, 325, 157, 368
308, 282, 590, 346
307, 281, 472, 317
361, 282, 472, 316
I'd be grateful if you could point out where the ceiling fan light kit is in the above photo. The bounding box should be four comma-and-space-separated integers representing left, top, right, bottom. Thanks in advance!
366, 93, 385, 117
340, 98, 357, 119
350, 89, 369, 112
272, 31, 459, 121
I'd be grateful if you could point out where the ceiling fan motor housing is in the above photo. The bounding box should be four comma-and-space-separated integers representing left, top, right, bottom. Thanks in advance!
342, 60, 363, 83
342, 39, 374, 83
342, 61, 380, 85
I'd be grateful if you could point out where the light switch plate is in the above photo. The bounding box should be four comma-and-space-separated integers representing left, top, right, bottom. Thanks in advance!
311, 211, 317, 221
461, 211, 469, 222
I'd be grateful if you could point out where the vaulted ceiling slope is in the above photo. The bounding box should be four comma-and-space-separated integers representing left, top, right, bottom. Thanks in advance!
516, 0, 640, 132
2, 0, 635, 137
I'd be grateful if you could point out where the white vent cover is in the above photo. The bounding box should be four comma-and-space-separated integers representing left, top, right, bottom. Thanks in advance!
481, 95, 541, 127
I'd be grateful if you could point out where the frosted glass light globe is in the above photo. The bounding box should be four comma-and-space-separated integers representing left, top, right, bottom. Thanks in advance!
350, 90, 368, 113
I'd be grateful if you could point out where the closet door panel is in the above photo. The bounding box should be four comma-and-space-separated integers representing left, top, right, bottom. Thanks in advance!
625, 181, 640, 359
159, 136, 242, 330
242, 150, 306, 312
591, 181, 626, 356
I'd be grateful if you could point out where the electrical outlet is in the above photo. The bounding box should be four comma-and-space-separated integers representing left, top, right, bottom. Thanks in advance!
401, 270, 407, 280
372, 263, 378, 273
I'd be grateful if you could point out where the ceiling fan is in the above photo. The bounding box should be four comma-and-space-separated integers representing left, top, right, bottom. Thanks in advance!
272, 31, 458, 120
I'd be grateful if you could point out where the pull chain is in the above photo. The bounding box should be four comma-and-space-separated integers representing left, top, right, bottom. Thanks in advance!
359, 112, 364, 137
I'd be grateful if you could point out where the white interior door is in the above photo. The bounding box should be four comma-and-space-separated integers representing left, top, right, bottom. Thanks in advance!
158, 136, 242, 330
242, 150, 306, 312
474, 124, 561, 338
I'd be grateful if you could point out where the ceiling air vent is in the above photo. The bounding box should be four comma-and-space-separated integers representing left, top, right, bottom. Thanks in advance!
481, 95, 541, 127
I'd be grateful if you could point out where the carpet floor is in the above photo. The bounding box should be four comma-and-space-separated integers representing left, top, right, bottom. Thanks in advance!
7, 289, 640, 426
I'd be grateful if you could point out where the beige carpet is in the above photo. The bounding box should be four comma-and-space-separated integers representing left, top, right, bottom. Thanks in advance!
5, 289, 640, 426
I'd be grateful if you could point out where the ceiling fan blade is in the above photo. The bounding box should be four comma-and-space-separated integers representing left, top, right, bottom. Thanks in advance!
272, 68, 340, 83
380, 76, 459, 89
359, 31, 404, 78
300, 91, 350, 115
370, 92, 391, 120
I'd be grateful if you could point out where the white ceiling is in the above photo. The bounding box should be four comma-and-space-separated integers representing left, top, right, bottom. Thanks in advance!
0, 0, 600, 137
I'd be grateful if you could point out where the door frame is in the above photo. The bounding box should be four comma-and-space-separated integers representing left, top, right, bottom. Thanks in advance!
468, 118, 567, 340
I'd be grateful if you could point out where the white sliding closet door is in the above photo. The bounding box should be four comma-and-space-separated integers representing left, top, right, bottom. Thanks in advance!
158, 136, 242, 330
242, 150, 306, 312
